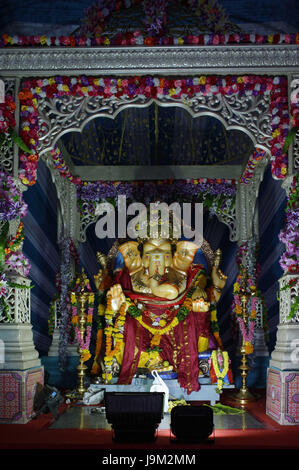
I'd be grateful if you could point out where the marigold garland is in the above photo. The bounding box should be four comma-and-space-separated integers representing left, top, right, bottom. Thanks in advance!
211, 350, 229, 394
71, 292, 94, 362
4, 222, 24, 257
103, 297, 127, 382
127, 292, 194, 348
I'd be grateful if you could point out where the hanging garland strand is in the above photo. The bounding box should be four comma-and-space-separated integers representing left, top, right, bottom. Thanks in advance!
58, 236, 72, 371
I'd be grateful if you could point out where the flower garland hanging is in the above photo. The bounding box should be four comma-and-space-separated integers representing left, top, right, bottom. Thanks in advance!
278, 173, 299, 276
0, 171, 28, 221
17, 74, 289, 187
76, 177, 236, 221
240, 148, 266, 184
4, 222, 24, 257
0, 93, 37, 186
49, 146, 82, 185
0, 33, 298, 48
278, 173, 299, 320
232, 240, 262, 355
127, 292, 194, 348
103, 297, 127, 383
210, 349, 229, 394
233, 276, 257, 355
0, 94, 16, 135
58, 236, 73, 370
48, 237, 82, 340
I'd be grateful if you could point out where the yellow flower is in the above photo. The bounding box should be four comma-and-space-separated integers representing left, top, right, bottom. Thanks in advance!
272, 129, 280, 138
233, 282, 240, 293
40, 36, 47, 45
244, 341, 254, 355
169, 88, 176, 96
268, 35, 274, 43
48, 77, 55, 85
81, 86, 88, 94
178, 37, 184, 45
71, 293, 76, 304
199, 76, 206, 85
235, 304, 242, 315
98, 304, 105, 316
81, 349, 91, 362
104, 37, 110, 46
281, 167, 287, 175
159, 319, 167, 327
62, 84, 69, 92
35, 87, 41, 94
237, 77, 244, 83
93, 78, 100, 86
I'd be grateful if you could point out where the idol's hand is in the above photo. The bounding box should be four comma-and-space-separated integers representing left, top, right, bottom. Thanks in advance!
192, 297, 210, 313
192, 286, 207, 301
94, 269, 103, 290
106, 284, 127, 312
211, 249, 227, 290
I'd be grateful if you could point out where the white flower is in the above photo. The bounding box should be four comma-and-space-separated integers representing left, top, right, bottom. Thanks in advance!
0, 276, 8, 297
272, 116, 281, 125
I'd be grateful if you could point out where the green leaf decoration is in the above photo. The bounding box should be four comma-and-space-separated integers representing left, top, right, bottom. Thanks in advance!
283, 126, 298, 153
0, 221, 9, 271
204, 403, 246, 415
9, 129, 33, 154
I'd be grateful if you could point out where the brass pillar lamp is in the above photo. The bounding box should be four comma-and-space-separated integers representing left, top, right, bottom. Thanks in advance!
231, 266, 257, 407
71, 269, 89, 400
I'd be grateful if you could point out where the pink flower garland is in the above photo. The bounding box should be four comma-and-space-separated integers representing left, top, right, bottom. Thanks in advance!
0, 34, 298, 49
72, 305, 93, 351
236, 316, 255, 343
240, 148, 266, 184
50, 146, 82, 185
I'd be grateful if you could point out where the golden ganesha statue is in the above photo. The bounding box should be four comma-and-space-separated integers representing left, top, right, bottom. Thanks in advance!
92, 235, 227, 394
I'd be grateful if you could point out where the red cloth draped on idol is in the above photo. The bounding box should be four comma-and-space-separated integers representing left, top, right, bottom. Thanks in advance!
96, 210, 230, 394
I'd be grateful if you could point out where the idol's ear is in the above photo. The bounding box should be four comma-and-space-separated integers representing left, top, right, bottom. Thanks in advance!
172, 240, 198, 272
118, 241, 142, 273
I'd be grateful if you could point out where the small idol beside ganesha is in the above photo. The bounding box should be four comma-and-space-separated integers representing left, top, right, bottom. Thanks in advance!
93, 234, 233, 394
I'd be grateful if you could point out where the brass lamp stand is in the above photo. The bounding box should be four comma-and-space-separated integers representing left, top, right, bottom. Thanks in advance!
71, 270, 89, 400
231, 270, 257, 408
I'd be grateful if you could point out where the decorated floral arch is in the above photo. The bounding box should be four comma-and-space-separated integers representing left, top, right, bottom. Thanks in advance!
0, 0, 298, 422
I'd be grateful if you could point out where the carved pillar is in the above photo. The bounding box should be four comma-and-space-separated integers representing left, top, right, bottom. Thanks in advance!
233, 159, 270, 388
0, 191, 43, 422
0, 78, 44, 423
40, 153, 80, 387
266, 118, 299, 424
